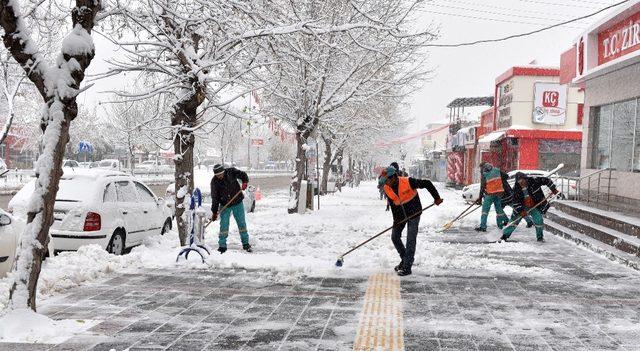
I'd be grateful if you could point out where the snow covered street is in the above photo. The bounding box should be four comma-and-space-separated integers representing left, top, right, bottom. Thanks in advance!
2, 182, 640, 350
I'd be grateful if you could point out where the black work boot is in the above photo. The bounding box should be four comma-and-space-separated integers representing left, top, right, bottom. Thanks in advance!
218, 246, 227, 254
474, 227, 487, 232
394, 261, 404, 272
537, 237, 545, 242
243, 244, 253, 252
499, 234, 509, 242
397, 267, 412, 276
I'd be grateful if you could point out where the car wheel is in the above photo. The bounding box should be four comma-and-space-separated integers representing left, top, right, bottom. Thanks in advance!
107, 231, 126, 256
161, 219, 172, 235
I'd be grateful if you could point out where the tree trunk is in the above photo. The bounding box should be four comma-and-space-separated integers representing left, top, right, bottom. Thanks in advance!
321, 137, 331, 194
9, 107, 72, 310
288, 131, 307, 213
172, 90, 202, 246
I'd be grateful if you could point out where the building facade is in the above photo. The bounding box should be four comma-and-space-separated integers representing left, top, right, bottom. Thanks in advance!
562, 0, 640, 206
479, 66, 584, 175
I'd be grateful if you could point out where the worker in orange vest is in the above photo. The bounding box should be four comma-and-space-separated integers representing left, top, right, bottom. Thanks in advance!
380, 166, 443, 276
475, 162, 510, 232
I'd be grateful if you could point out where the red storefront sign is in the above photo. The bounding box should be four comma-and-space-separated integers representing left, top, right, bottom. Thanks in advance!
598, 10, 640, 65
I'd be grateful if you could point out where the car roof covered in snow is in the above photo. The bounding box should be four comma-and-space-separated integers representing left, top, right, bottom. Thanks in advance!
60, 168, 127, 180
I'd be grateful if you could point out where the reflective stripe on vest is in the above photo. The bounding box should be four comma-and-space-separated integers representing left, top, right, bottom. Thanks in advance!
384, 177, 417, 206
484, 168, 504, 194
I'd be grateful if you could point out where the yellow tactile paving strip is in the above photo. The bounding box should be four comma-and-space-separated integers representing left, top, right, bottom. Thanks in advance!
353, 272, 404, 351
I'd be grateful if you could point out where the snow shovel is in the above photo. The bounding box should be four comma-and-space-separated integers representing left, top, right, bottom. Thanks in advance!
503, 192, 558, 230
335, 203, 437, 267
204, 190, 244, 230
437, 204, 481, 233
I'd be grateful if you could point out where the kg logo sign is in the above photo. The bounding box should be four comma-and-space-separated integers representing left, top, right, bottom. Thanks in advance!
533, 83, 567, 125
542, 91, 560, 108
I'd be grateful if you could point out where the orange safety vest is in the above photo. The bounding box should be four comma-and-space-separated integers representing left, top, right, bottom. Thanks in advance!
484, 169, 505, 194
384, 177, 417, 206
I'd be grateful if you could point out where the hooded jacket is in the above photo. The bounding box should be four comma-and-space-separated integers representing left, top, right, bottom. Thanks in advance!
512, 176, 557, 214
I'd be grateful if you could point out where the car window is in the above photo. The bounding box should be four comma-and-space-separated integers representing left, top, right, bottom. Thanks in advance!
135, 182, 156, 203
115, 181, 138, 203
103, 183, 117, 203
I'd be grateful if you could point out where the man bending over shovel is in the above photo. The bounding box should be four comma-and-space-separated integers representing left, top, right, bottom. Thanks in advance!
210, 164, 252, 253
380, 166, 443, 276
500, 172, 559, 242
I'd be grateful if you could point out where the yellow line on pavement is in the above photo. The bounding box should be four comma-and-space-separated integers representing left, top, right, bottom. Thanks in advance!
354, 272, 404, 351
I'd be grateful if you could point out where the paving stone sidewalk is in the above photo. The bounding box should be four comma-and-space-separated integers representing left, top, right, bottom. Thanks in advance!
3, 227, 640, 350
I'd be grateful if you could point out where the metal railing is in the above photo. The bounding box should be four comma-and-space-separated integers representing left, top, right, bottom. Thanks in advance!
555, 168, 615, 205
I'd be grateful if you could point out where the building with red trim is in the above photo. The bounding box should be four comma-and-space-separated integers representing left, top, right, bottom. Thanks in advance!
478, 66, 584, 175
560, 0, 640, 207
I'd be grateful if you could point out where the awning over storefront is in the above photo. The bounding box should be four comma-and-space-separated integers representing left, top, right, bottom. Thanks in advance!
478, 131, 505, 145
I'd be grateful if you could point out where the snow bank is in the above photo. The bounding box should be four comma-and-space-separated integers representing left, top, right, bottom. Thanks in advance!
0, 308, 97, 343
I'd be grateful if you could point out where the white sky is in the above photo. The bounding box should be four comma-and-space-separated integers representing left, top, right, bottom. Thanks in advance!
407, 0, 621, 129
80, 0, 623, 131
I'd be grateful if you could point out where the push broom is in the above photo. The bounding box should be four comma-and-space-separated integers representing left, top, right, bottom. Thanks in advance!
436, 203, 481, 233
335, 203, 437, 267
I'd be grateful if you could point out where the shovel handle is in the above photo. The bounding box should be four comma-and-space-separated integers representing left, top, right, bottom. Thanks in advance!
504, 192, 557, 229
204, 190, 244, 229
339, 203, 437, 259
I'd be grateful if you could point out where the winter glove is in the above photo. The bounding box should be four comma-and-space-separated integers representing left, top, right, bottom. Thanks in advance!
475, 198, 482, 205
552, 189, 559, 195
434, 198, 443, 206
241, 182, 248, 190
211, 212, 218, 221
519, 211, 528, 218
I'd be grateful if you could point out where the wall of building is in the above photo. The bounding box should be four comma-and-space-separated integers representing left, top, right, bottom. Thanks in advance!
580, 61, 640, 200
507, 75, 584, 131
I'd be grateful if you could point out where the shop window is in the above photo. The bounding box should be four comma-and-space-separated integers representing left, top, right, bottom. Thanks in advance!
611, 99, 636, 171
539, 140, 581, 176
635, 98, 640, 172
590, 105, 612, 169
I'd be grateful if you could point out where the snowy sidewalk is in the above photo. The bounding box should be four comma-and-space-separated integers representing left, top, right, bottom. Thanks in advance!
2, 182, 640, 350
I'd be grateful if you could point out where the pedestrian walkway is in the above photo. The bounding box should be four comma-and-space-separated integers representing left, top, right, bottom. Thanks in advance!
3, 183, 640, 350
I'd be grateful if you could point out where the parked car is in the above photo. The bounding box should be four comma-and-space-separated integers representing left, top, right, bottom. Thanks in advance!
165, 181, 256, 217
8, 169, 173, 255
62, 159, 80, 168
0, 209, 55, 278
461, 167, 575, 204
136, 160, 172, 173
0, 158, 7, 174
96, 159, 121, 170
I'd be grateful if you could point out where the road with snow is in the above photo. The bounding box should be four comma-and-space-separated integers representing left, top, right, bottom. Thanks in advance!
2, 182, 640, 350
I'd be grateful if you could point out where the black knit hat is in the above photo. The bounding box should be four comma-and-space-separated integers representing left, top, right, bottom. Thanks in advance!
213, 164, 225, 175
515, 172, 527, 181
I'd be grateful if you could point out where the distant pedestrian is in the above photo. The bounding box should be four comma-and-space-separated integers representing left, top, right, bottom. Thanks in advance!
501, 172, 559, 242
381, 166, 443, 276
475, 162, 509, 232
210, 164, 252, 253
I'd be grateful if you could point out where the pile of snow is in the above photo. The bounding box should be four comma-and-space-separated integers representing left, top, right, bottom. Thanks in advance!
0, 308, 97, 343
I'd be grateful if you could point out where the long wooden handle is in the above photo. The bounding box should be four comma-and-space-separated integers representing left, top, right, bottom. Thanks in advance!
504, 192, 556, 229
339, 203, 436, 259
204, 190, 244, 229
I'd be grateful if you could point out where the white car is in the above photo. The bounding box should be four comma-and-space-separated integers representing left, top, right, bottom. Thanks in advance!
136, 160, 172, 173
96, 159, 121, 170
0, 209, 56, 278
62, 159, 80, 168
165, 182, 256, 216
8, 169, 173, 255
461, 169, 575, 204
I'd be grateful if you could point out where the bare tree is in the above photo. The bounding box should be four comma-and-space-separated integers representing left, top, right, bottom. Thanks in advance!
1, 0, 103, 310
258, 0, 435, 212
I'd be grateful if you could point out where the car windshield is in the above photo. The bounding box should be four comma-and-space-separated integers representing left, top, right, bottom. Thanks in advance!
99, 161, 113, 167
